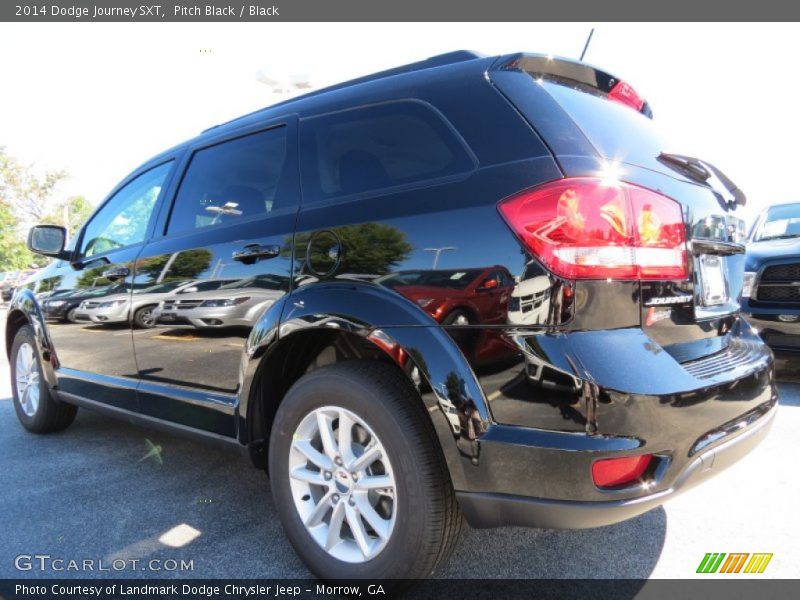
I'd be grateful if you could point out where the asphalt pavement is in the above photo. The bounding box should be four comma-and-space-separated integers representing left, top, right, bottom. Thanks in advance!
0, 307, 797, 580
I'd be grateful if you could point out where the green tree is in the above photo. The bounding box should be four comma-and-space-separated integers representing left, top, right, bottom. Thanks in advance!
294, 223, 413, 276
0, 200, 41, 270
43, 195, 95, 238
135, 248, 213, 282
0, 146, 68, 222
0, 201, 29, 269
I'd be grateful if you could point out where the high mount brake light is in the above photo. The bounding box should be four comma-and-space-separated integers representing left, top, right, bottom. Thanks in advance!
498, 177, 688, 281
608, 80, 645, 112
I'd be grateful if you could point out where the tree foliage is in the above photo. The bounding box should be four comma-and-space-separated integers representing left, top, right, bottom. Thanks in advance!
0, 147, 74, 270
0, 200, 35, 270
42, 195, 95, 238
294, 223, 413, 277
135, 248, 214, 282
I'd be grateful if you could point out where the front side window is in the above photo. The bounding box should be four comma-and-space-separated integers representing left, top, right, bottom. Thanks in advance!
301, 101, 474, 201
81, 162, 172, 257
167, 127, 289, 235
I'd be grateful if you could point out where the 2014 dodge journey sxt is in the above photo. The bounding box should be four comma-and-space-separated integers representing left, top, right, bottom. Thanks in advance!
7, 51, 777, 582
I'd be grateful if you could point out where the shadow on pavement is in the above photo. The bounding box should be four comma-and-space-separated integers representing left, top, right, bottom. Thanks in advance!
0, 400, 666, 581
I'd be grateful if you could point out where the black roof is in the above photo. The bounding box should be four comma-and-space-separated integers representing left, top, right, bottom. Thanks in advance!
136, 50, 625, 174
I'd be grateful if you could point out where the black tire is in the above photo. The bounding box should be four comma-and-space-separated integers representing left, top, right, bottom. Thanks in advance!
442, 309, 473, 326
133, 305, 157, 329
65, 307, 78, 323
10, 325, 77, 433
269, 360, 463, 582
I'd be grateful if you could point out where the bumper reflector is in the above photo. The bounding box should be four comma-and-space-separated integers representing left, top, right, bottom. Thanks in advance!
592, 454, 653, 488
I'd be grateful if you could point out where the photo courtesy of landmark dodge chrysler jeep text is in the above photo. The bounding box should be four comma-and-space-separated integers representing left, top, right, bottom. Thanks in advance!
7, 51, 777, 582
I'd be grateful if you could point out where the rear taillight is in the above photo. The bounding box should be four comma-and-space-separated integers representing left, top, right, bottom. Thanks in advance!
498, 177, 688, 280
592, 454, 653, 489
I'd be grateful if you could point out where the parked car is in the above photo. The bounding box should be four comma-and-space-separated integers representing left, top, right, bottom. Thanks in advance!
43, 285, 117, 322
741, 202, 800, 353
153, 274, 289, 328
507, 261, 552, 326
81, 278, 237, 328
0, 270, 19, 302
376, 267, 513, 326
7, 51, 776, 584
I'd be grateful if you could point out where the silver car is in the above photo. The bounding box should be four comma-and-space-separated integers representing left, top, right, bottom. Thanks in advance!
80, 279, 236, 328
153, 274, 289, 328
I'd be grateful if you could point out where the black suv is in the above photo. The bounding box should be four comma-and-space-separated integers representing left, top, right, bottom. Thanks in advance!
7, 51, 777, 581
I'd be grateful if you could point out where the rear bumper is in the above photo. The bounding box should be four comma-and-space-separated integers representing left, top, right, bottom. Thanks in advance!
459, 399, 776, 529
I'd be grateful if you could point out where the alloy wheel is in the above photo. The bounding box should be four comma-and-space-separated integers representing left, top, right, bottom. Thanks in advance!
15, 342, 40, 417
288, 405, 397, 563
139, 308, 155, 327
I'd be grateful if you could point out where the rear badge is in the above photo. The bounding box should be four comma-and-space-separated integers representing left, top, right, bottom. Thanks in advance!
644, 294, 693, 306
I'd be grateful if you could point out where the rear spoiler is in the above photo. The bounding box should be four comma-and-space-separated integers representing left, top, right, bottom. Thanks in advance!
492, 54, 653, 119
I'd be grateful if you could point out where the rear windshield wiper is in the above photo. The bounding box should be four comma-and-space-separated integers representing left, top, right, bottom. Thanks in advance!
658, 153, 746, 208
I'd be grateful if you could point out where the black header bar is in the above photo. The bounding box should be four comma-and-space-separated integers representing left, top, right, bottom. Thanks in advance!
2, 0, 800, 22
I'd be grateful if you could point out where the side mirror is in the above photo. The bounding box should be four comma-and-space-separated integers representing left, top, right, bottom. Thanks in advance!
180, 287, 199, 294
479, 278, 499, 291
28, 225, 68, 258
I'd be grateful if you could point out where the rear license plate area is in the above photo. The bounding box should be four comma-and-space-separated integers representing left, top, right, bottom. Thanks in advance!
698, 255, 728, 306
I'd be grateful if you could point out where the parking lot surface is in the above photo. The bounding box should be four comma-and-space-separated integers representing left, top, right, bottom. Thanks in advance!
0, 308, 797, 579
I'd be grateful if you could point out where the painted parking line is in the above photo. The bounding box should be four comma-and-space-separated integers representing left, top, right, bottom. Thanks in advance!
151, 333, 200, 341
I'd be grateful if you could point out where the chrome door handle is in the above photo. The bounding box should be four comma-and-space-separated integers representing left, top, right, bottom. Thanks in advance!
102, 266, 130, 280
232, 244, 281, 263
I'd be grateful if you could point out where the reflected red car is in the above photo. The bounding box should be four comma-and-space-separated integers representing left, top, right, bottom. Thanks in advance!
377, 267, 514, 326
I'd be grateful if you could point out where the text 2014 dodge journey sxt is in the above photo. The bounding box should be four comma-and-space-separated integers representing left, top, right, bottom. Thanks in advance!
8, 51, 777, 582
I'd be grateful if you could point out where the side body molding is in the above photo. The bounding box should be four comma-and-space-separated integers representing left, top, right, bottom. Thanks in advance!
238, 281, 491, 490
6, 289, 58, 389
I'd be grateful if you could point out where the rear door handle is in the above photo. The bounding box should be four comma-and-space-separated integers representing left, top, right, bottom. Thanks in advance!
232, 244, 281, 263
102, 266, 130, 280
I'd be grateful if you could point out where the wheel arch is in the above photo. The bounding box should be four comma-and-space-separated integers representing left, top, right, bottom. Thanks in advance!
5, 289, 59, 388
237, 281, 491, 491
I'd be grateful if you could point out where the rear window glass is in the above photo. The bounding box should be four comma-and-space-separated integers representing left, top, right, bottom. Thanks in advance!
540, 78, 674, 168
300, 101, 473, 202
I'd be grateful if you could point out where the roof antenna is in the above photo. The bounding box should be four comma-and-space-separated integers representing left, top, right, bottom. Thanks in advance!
579, 28, 595, 61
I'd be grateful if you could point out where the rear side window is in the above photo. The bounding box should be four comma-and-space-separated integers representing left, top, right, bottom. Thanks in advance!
167, 126, 289, 234
300, 101, 474, 202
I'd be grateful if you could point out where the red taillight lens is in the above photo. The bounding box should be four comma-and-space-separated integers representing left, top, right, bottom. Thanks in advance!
498, 177, 687, 280
592, 454, 653, 488
608, 80, 645, 112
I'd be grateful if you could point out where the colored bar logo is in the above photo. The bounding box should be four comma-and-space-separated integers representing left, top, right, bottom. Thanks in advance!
696, 553, 773, 574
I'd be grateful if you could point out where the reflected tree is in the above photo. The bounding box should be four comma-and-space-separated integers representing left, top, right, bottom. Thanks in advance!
294, 223, 412, 276
135, 248, 213, 282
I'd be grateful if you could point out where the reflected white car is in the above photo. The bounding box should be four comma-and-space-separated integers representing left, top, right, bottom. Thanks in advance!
80, 279, 236, 328
153, 274, 289, 328
507, 274, 551, 326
